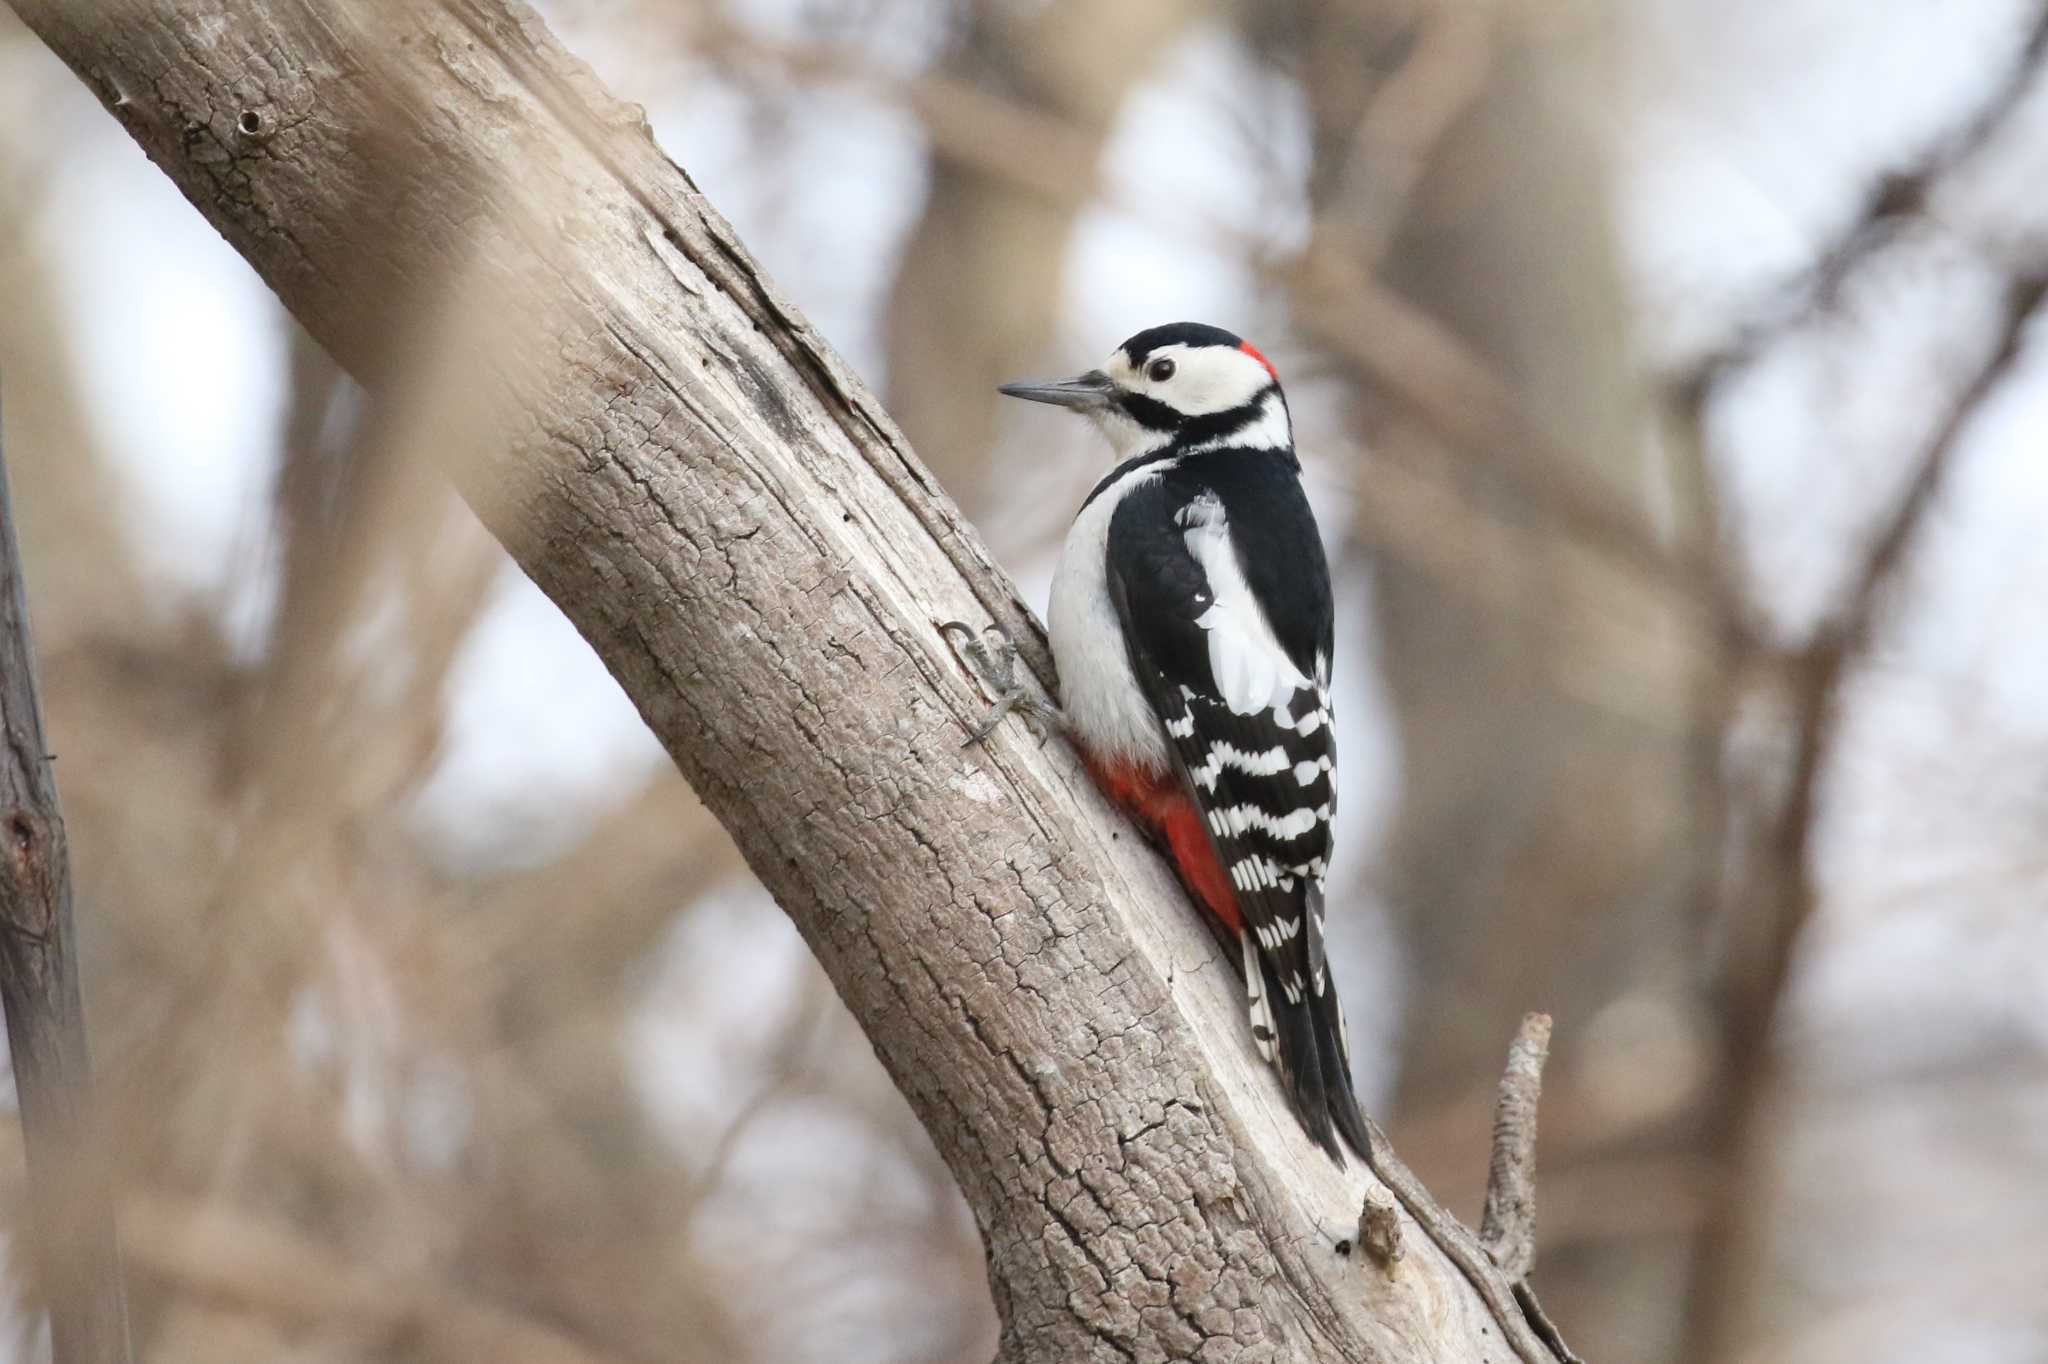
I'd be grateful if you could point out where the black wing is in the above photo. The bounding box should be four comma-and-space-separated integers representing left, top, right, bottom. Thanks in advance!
1104, 457, 1370, 1163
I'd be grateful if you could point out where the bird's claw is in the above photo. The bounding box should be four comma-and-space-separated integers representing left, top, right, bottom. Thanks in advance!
941, 620, 1061, 748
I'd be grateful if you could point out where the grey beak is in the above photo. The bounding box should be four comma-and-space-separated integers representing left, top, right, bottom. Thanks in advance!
997, 369, 1115, 410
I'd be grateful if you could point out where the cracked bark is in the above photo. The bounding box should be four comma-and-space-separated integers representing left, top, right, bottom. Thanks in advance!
9, 2, 1568, 1360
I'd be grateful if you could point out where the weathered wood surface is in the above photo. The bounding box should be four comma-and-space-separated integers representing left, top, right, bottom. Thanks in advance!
8, 3, 1563, 1359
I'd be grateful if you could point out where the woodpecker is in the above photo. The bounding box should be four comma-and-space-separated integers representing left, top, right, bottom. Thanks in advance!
954, 322, 1371, 1165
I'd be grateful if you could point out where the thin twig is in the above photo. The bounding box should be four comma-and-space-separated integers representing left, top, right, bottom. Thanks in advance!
1364, 1118, 1573, 1364
1479, 1011, 1552, 1282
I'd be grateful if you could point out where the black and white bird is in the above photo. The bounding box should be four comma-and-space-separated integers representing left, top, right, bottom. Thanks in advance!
961, 322, 1370, 1164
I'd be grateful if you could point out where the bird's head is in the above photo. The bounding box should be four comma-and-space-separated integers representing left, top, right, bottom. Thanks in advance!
999, 322, 1291, 463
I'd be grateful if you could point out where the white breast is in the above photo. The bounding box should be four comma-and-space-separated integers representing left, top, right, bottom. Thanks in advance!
1048, 461, 1177, 774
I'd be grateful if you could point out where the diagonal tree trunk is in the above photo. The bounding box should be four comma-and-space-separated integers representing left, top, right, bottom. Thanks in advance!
8, 3, 1571, 1359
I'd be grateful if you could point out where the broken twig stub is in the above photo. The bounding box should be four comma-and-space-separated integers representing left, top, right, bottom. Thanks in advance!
1480, 1011, 1553, 1282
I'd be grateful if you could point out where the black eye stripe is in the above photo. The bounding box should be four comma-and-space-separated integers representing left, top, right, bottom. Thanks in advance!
1117, 391, 1182, 431
1115, 390, 1277, 442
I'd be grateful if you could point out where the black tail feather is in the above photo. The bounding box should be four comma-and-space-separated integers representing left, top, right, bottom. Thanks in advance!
1251, 939, 1371, 1167
1308, 982, 1374, 1164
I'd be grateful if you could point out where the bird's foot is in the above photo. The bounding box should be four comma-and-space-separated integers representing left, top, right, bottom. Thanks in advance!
940, 621, 1064, 747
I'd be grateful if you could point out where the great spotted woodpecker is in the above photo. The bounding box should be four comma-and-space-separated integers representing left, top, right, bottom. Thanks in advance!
952, 322, 1371, 1165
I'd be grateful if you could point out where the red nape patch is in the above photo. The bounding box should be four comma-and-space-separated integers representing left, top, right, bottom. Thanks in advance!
1083, 754, 1243, 934
1237, 338, 1279, 381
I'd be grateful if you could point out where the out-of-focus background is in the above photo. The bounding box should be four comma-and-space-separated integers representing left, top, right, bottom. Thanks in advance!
3, 1, 2047, 1361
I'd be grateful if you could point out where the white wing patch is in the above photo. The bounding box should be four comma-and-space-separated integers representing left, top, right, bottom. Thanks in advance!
1178, 494, 1311, 716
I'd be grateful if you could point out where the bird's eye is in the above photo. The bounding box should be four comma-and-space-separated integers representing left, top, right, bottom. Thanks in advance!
1146, 357, 1176, 383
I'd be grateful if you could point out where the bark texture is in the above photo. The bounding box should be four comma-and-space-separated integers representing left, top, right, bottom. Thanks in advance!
9, 3, 1564, 1360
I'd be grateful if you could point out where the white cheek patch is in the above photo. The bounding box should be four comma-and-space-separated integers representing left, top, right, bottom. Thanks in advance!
1114, 343, 1277, 417
1182, 348, 1270, 414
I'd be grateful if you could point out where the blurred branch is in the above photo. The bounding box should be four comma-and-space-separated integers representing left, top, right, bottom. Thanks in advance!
9, 2, 1576, 1361
457, 773, 734, 994
698, 17, 1099, 210
123, 1191, 635, 1364
1299, 19, 1716, 1358
1288, 3, 1727, 626
231, 331, 497, 808
0, 404, 131, 1361
1682, 272, 2048, 1364
1291, 223, 1728, 624
1657, 24, 2048, 1360
698, 14, 1283, 270
1677, 1, 2048, 391
1319, 3, 1494, 270
874, 0, 1197, 511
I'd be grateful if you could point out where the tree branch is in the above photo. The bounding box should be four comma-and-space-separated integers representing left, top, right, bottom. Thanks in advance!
0, 394, 132, 1361
8, 3, 1569, 1359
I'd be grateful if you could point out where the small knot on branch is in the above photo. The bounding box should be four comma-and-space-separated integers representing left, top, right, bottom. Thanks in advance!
1479, 1011, 1552, 1282
1356, 1188, 1403, 1270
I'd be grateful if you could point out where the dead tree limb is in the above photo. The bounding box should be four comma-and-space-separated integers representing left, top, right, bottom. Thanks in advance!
9, 3, 1569, 1359
0, 393, 132, 1362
